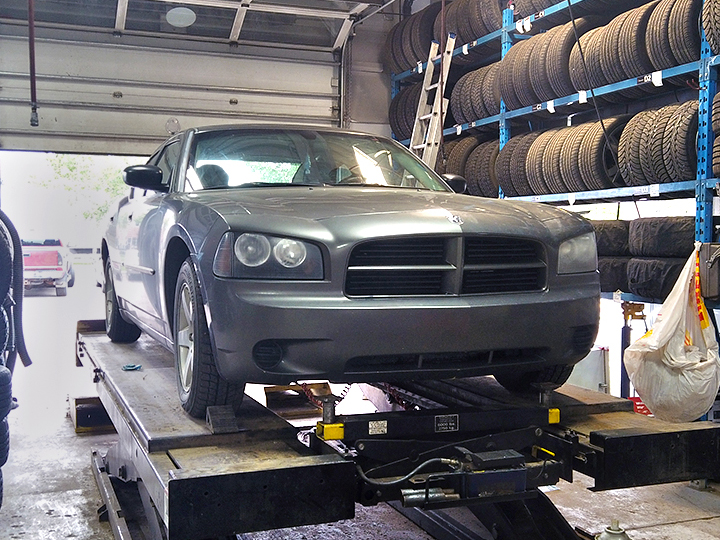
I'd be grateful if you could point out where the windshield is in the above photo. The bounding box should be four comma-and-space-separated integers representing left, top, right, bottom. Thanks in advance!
183, 129, 450, 192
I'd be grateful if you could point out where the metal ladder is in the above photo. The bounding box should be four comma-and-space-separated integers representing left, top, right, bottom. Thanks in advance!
409, 33, 456, 169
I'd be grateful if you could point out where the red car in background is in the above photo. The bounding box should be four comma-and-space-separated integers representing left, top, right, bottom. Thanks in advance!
21, 239, 74, 296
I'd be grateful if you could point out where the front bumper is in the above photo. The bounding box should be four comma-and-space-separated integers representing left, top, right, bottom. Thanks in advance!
205, 277, 600, 385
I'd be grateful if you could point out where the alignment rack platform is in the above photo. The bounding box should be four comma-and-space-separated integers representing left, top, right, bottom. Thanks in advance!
76, 321, 720, 540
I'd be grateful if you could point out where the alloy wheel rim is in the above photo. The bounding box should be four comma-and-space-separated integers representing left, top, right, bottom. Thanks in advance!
176, 282, 194, 393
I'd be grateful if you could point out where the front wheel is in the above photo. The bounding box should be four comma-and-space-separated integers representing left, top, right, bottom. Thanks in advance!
174, 258, 244, 418
494, 364, 574, 393
104, 259, 141, 343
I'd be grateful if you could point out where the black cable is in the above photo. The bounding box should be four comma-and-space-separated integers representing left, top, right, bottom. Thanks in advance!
566, 1, 621, 177
356, 457, 460, 486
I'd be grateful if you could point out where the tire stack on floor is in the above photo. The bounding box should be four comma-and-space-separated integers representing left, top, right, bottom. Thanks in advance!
627, 217, 695, 300
593, 220, 631, 293
0, 225, 13, 510
593, 217, 695, 301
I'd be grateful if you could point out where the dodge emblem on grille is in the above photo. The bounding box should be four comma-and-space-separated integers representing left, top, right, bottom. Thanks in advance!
448, 215, 463, 224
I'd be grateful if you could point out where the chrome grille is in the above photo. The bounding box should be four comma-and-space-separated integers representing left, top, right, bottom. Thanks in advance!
345, 236, 547, 297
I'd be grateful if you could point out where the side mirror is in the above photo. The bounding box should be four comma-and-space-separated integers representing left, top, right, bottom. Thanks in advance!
442, 173, 468, 194
123, 165, 168, 192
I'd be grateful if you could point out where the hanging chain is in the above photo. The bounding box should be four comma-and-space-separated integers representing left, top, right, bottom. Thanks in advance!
300, 382, 352, 409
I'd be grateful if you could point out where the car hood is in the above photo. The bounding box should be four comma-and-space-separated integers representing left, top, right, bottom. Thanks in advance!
192, 187, 589, 242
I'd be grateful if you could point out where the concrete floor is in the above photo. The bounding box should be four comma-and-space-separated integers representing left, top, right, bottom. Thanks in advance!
1, 261, 720, 540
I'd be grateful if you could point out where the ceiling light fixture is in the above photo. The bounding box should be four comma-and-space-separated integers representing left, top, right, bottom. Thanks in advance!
166, 7, 196, 28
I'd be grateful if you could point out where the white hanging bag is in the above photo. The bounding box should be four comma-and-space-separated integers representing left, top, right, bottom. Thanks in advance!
623, 243, 720, 422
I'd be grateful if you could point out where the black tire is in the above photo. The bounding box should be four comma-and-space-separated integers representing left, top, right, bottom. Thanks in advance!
174, 259, 245, 418
464, 140, 500, 198
599, 256, 632, 293
495, 364, 575, 393
703, 0, 720, 55
618, 109, 657, 186
460, 71, 484, 125
530, 28, 561, 103
0, 228, 11, 303
104, 259, 141, 343
647, 0, 679, 71
0, 468, 3, 510
542, 128, 572, 194
560, 123, 595, 193
619, 2, 659, 80
0, 366, 11, 420
0, 418, 8, 468
451, 73, 472, 126
512, 38, 541, 108
68, 266, 75, 288
592, 220, 631, 256
580, 116, 631, 191
482, 63, 502, 117
526, 128, 561, 195
713, 92, 720, 134
548, 17, 602, 100
497, 41, 524, 111
510, 132, 543, 196
713, 137, 720, 178
662, 100, 699, 182
600, 12, 629, 85
495, 136, 525, 197
669, 0, 702, 65
411, 3, 443, 65
435, 139, 461, 175
638, 108, 663, 184
445, 135, 485, 177
469, 68, 491, 123
401, 84, 423, 141
628, 216, 695, 257
647, 104, 683, 184
627, 257, 687, 301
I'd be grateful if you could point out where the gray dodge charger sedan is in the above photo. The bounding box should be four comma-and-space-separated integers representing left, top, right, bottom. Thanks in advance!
102, 125, 600, 418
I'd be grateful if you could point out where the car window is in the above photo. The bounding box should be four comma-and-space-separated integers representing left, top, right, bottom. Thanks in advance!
156, 141, 181, 188
183, 129, 450, 192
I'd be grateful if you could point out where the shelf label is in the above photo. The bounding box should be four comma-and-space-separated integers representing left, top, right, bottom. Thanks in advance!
567, 193, 576, 205
547, 100, 555, 113
532, 103, 543, 112
579, 90, 588, 104
516, 20, 524, 33
462, 43, 469, 55
650, 184, 660, 197
523, 18, 532, 32
652, 70, 663, 87
613, 290, 622, 303
637, 74, 652, 85
634, 185, 650, 195
456, 125, 462, 135
535, 10, 545, 19
417, 61, 423, 74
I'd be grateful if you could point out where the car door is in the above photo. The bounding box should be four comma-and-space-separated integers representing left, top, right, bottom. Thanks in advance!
118, 139, 181, 334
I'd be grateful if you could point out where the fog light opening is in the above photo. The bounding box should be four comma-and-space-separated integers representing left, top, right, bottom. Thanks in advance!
253, 340, 284, 370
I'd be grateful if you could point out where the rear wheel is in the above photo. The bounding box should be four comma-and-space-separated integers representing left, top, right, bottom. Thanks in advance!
68, 267, 75, 288
174, 259, 244, 419
104, 259, 141, 343
494, 364, 574, 393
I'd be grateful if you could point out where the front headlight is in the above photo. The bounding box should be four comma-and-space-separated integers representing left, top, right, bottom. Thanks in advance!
557, 232, 597, 274
213, 232, 323, 280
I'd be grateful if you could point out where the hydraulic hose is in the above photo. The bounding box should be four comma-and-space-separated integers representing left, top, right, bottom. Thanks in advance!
0, 209, 32, 371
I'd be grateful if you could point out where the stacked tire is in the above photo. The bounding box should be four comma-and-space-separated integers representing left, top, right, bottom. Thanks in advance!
593, 217, 695, 301
712, 92, 720, 178
593, 220, 631, 293
627, 217, 695, 300
618, 100, 699, 186
0, 225, 12, 510
442, 134, 499, 197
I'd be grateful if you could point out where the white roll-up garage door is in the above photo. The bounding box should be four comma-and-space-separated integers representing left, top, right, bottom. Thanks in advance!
0, 30, 340, 155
